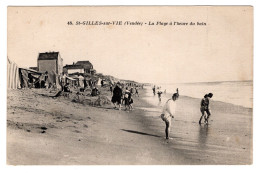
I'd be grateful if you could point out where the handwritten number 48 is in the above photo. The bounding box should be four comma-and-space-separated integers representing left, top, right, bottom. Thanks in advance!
67, 21, 73, 25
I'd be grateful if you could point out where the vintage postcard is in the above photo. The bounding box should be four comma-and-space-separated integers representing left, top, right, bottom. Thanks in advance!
7, 6, 253, 165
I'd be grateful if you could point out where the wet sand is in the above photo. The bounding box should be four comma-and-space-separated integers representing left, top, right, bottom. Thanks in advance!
139, 91, 253, 164
6, 88, 252, 165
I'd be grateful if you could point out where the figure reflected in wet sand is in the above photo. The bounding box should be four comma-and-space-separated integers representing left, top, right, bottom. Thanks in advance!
160, 93, 178, 139
198, 125, 209, 149
199, 93, 213, 125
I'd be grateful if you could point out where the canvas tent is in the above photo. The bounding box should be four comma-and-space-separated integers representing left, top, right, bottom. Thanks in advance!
66, 76, 76, 81
75, 76, 84, 87
65, 76, 77, 86
7, 57, 63, 89
7, 58, 21, 89
97, 78, 102, 86
46, 70, 61, 87
19, 68, 44, 88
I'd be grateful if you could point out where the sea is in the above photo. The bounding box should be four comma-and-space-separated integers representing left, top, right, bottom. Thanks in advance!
146, 80, 253, 109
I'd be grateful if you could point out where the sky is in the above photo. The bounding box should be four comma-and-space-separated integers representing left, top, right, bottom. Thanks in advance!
7, 6, 253, 84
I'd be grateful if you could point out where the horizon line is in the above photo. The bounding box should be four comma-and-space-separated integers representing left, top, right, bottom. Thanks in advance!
153, 79, 253, 85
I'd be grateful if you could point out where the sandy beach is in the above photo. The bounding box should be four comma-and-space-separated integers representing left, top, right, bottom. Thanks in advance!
6, 87, 252, 165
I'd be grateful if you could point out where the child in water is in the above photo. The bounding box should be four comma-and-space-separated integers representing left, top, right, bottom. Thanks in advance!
199, 93, 213, 125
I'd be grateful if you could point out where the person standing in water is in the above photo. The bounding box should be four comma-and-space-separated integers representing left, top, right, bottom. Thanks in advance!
160, 93, 178, 140
152, 86, 156, 96
135, 87, 139, 97
176, 88, 179, 98
157, 90, 163, 102
199, 93, 213, 125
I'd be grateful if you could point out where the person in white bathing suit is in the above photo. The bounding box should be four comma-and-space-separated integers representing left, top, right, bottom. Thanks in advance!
160, 93, 178, 140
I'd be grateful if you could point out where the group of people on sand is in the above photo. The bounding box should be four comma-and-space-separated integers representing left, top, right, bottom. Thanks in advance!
111, 82, 139, 111
160, 88, 213, 140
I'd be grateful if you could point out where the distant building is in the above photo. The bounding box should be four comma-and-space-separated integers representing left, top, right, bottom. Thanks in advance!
63, 64, 85, 74
63, 60, 96, 75
75, 61, 94, 73
37, 52, 63, 75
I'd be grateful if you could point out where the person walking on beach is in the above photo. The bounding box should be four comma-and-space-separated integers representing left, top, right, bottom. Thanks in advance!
129, 95, 134, 110
176, 88, 179, 98
123, 92, 134, 111
111, 83, 123, 110
110, 84, 113, 95
130, 87, 135, 97
157, 90, 163, 102
123, 93, 130, 111
135, 87, 139, 97
152, 86, 156, 96
160, 93, 178, 139
123, 87, 131, 111
199, 93, 213, 125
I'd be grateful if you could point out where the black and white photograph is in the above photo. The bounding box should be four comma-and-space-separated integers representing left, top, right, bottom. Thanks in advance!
5, 5, 254, 165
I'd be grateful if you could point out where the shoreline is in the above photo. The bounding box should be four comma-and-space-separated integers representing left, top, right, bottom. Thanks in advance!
7, 87, 252, 164
150, 80, 253, 108
143, 87, 253, 111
